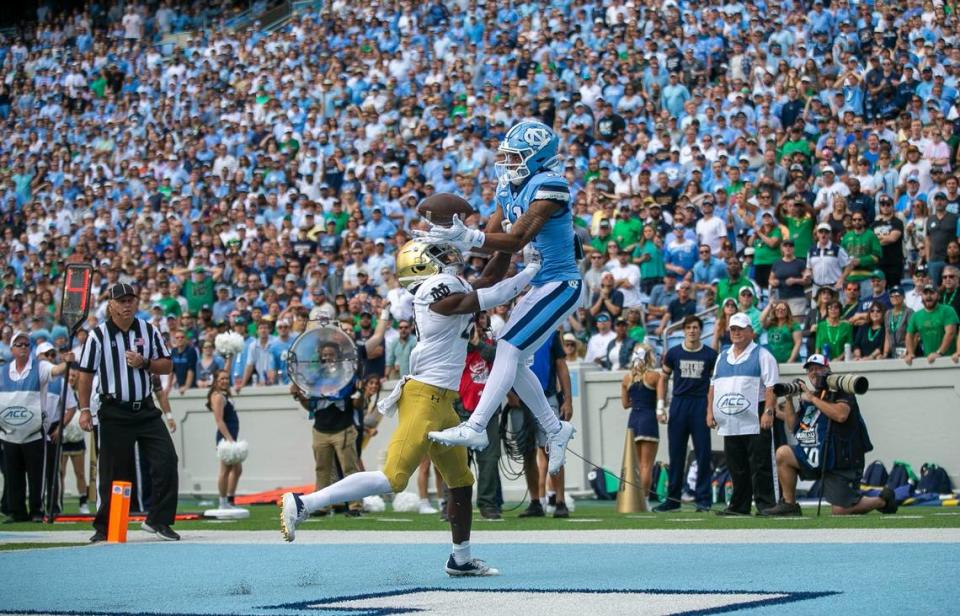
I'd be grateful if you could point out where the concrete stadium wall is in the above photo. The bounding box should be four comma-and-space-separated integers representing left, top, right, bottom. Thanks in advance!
164, 361, 960, 499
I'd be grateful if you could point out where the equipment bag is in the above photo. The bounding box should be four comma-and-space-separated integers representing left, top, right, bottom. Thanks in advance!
588, 467, 620, 501
918, 463, 953, 495
862, 460, 888, 487
887, 460, 918, 495
648, 461, 669, 502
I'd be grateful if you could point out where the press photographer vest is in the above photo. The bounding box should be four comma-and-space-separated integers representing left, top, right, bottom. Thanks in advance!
0, 360, 44, 444
712, 344, 762, 436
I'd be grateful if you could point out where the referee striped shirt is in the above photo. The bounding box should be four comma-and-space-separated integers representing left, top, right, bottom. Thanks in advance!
77, 317, 170, 403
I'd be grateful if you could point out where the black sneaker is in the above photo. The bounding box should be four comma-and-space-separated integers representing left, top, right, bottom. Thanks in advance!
652, 501, 681, 513
553, 501, 570, 518
89, 531, 107, 543
517, 501, 545, 518
344, 509, 363, 518
142, 521, 180, 541
760, 501, 803, 517
479, 508, 502, 520
879, 487, 899, 514
695, 505, 712, 513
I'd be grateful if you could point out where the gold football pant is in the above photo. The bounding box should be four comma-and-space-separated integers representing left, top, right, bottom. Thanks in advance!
383, 379, 474, 493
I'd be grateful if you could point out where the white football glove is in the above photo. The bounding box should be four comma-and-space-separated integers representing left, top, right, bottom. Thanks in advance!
501, 219, 513, 234
414, 214, 485, 249
522, 244, 542, 273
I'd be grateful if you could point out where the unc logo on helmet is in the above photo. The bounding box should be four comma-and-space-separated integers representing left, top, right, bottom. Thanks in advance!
496, 121, 560, 186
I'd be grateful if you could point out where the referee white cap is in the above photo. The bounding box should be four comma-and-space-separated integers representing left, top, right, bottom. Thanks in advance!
107, 282, 137, 300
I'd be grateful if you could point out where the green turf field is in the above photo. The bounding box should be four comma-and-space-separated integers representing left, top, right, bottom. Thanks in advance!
3, 499, 959, 533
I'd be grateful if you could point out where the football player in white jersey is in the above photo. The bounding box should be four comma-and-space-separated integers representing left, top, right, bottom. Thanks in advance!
281, 239, 540, 577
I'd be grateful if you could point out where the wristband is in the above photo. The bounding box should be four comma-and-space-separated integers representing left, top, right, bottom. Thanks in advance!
656, 400, 665, 413
79, 408, 90, 414
163, 412, 172, 419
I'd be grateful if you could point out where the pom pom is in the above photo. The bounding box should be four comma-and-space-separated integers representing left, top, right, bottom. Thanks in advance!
217, 439, 248, 465
62, 415, 85, 443
363, 495, 386, 513
391, 491, 420, 513
215, 332, 246, 356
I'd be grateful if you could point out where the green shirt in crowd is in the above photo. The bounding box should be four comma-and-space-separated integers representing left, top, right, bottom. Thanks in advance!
907, 304, 959, 356
753, 226, 783, 266
613, 218, 644, 250
716, 275, 754, 307
183, 275, 215, 316
633, 240, 666, 280
814, 320, 854, 359
765, 322, 800, 363
783, 214, 815, 259
840, 229, 882, 282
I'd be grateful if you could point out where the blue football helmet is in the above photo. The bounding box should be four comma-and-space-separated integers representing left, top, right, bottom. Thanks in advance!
495, 121, 560, 186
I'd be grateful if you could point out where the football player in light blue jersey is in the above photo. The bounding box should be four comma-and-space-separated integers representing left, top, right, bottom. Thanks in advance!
421, 120, 582, 475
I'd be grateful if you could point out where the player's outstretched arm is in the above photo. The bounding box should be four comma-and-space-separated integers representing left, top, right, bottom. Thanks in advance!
478, 199, 560, 253
421, 200, 561, 254
431, 255, 542, 316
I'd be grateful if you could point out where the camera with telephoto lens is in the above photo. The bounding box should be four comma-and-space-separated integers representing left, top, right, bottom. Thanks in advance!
773, 373, 869, 397
773, 379, 805, 397
824, 373, 869, 395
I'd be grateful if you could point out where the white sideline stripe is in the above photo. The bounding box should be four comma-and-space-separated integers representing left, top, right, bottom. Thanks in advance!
2, 528, 958, 545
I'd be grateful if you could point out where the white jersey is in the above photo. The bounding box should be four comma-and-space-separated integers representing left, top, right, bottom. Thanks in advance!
408, 273, 474, 391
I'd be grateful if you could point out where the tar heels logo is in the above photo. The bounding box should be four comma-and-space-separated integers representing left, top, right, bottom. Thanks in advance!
1, 406, 34, 426
717, 393, 751, 415
521, 126, 550, 147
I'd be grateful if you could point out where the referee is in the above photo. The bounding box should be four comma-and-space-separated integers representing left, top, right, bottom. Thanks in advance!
76, 283, 180, 542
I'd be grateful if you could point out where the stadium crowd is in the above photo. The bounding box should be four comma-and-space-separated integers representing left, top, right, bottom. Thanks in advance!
2, 0, 960, 387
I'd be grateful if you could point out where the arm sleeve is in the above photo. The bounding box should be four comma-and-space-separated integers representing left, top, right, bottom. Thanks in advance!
150, 323, 171, 360
476, 265, 538, 311
77, 334, 100, 374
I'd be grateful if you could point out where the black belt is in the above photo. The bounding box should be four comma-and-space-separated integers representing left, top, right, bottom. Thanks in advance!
100, 395, 152, 411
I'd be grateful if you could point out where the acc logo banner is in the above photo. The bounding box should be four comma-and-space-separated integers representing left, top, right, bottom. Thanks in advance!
717, 393, 751, 415
1, 406, 35, 426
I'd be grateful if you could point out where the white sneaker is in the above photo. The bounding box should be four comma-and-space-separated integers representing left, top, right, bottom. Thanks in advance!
546, 421, 576, 475
427, 423, 489, 450
445, 555, 500, 577
418, 501, 438, 515
78, 503, 90, 515
280, 492, 305, 542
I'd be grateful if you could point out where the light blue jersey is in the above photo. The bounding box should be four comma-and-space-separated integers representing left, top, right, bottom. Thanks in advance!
496, 171, 581, 286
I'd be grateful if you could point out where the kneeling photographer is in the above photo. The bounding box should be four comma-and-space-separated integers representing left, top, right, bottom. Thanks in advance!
763, 355, 898, 516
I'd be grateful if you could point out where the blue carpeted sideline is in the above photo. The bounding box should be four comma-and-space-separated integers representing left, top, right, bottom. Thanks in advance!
0, 543, 956, 615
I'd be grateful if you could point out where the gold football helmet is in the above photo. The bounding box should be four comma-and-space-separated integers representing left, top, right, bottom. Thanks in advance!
396, 240, 463, 289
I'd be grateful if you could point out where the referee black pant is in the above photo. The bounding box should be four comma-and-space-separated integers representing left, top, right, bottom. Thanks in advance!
93, 399, 178, 534
722, 405, 776, 514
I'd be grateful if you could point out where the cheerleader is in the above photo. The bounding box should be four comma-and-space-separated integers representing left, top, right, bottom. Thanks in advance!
619, 344, 663, 511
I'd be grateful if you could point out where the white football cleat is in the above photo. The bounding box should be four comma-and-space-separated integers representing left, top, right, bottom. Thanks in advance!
445, 555, 500, 577
280, 492, 305, 542
546, 421, 576, 475
418, 501, 439, 515
428, 423, 489, 450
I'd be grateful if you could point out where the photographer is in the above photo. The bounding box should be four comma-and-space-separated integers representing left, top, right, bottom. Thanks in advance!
763, 355, 897, 516
289, 307, 390, 516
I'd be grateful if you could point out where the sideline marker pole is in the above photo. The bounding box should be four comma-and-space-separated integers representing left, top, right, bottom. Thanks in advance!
107, 481, 132, 543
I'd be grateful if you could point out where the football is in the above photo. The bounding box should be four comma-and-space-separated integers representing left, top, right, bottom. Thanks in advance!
416, 193, 476, 226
